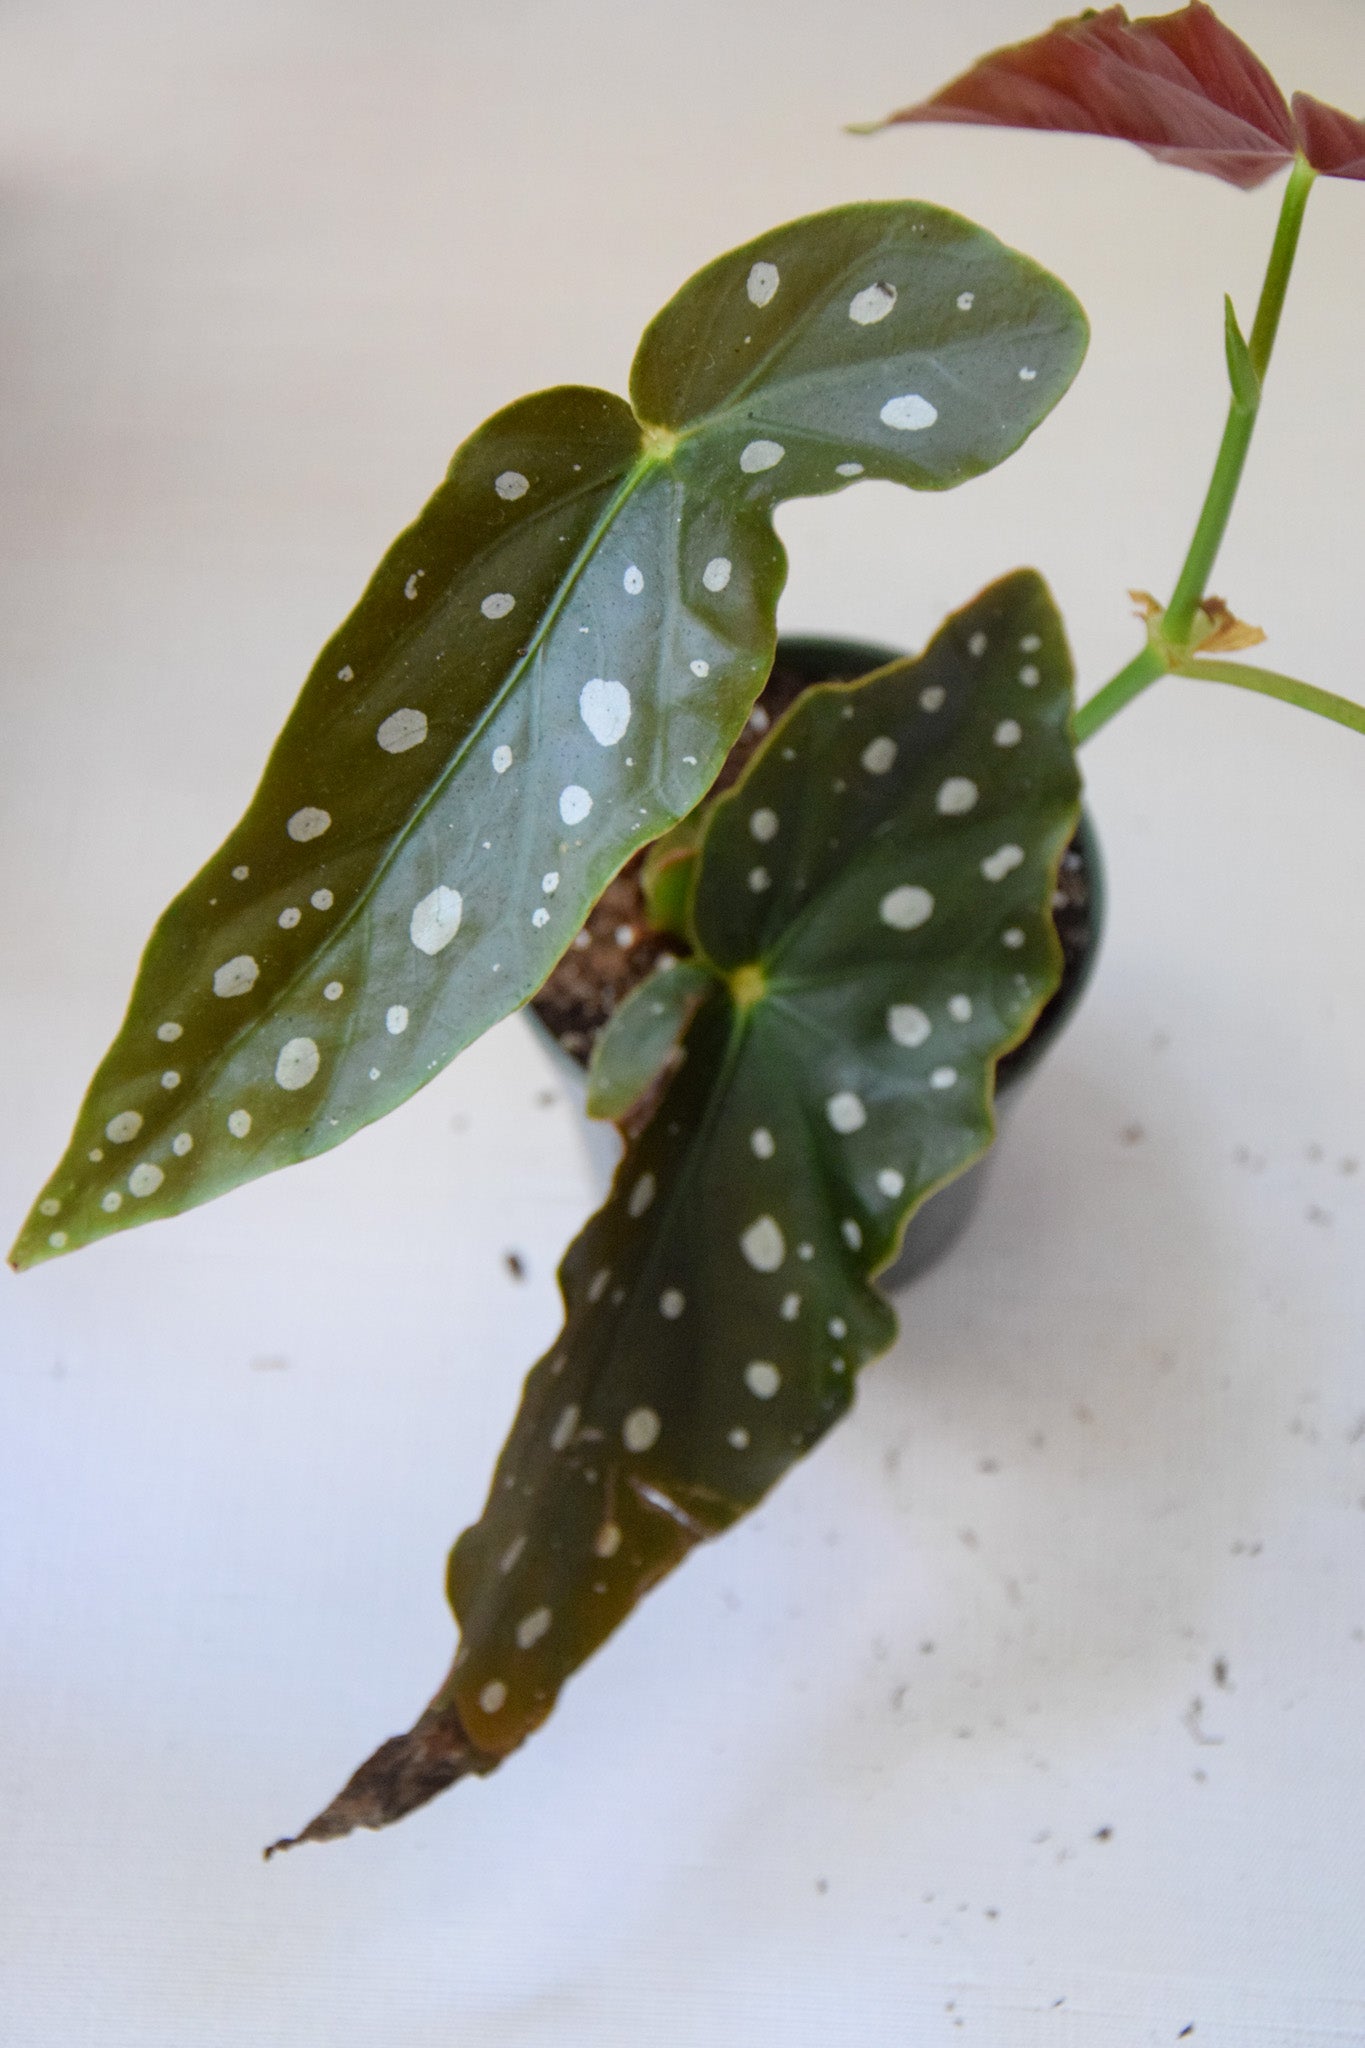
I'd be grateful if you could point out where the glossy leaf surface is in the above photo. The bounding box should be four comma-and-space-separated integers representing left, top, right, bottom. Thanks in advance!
868, 3, 1365, 190
13, 203, 1086, 1271
271, 569, 1082, 1847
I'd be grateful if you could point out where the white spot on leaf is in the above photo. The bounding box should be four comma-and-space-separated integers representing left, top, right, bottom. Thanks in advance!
841, 1218, 863, 1250
968, 631, 988, 658
836, 461, 865, 477
579, 677, 632, 747
745, 1361, 782, 1400
919, 685, 945, 712
479, 1680, 508, 1713
740, 439, 785, 474
689, 658, 710, 678
937, 776, 978, 816
213, 955, 259, 999
492, 745, 513, 775
311, 889, 334, 910
740, 1215, 786, 1272
622, 1407, 661, 1453
542, 871, 560, 894
128, 1162, 164, 1199
386, 1004, 409, 1035
956, 290, 975, 311
746, 261, 780, 306
278, 907, 301, 929
994, 719, 1022, 747
594, 1522, 623, 1558
105, 1112, 143, 1145
888, 1003, 931, 1048
849, 281, 897, 325
495, 470, 529, 500
559, 784, 593, 826
227, 1109, 252, 1138
880, 885, 934, 931
749, 807, 779, 843
410, 885, 463, 954
322, 981, 343, 1002
660, 1288, 685, 1319
861, 736, 897, 775
275, 1037, 320, 1091
628, 1172, 657, 1218
156, 1021, 182, 1043
481, 591, 515, 620
880, 393, 937, 432
750, 1127, 775, 1159
287, 806, 331, 843
748, 866, 771, 893
551, 1405, 579, 1452
948, 994, 973, 1022
702, 556, 732, 593
172, 1133, 193, 1157
877, 1167, 905, 1198
826, 1091, 867, 1135
377, 707, 428, 754
981, 844, 1025, 883
160, 1070, 180, 1090
623, 564, 644, 595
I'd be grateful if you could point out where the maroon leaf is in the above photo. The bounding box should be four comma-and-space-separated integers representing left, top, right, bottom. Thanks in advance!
1293, 92, 1365, 182
873, 4, 1300, 190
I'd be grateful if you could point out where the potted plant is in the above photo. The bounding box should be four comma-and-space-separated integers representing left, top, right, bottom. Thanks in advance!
8, 3, 1363, 1855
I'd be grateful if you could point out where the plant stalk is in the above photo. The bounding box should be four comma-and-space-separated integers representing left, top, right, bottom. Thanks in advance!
1077, 153, 1317, 743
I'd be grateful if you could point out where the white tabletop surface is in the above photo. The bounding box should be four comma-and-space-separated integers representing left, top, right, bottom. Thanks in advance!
3, 3, 1365, 2042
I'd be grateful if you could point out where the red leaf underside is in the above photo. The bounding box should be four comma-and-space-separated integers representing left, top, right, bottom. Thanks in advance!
883, 3, 1299, 190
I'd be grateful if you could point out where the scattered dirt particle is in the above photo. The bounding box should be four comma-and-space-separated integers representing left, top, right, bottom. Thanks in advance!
1212, 1657, 1232, 1690
1093, 1825, 1113, 1842
503, 1250, 527, 1281
1073, 1403, 1095, 1425
1339, 1157, 1359, 1176
1178, 2027, 1195, 2039
984, 1906, 1000, 1919
1230, 1538, 1263, 1556
1306, 1142, 1325, 1163
891, 1684, 908, 1710
534, 1089, 558, 1108
978, 1457, 1000, 1474
919, 1640, 936, 1655
250, 1354, 289, 1372
1306, 1204, 1333, 1227
1119, 1122, 1145, 1145
959, 1527, 979, 1548
1182, 1696, 1224, 1746
815, 1877, 828, 1894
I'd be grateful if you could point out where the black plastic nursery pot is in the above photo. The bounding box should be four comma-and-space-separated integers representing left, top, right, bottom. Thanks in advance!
530, 631, 1105, 1292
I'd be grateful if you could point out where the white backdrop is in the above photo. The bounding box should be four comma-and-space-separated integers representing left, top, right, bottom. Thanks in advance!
3, 3, 1365, 2042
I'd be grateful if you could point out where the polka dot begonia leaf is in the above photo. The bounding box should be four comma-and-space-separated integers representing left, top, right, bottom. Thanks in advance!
267, 569, 1082, 1850
11, 203, 1085, 1272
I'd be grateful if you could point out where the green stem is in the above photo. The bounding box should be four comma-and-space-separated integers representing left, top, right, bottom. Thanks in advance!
1071, 642, 1167, 744
1176, 658, 1365, 738
1075, 153, 1317, 742
1163, 153, 1316, 645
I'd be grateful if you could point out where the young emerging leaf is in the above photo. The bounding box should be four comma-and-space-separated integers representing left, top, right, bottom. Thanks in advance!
13, 203, 1087, 1273
584, 959, 713, 1124
865, 3, 1365, 190
269, 569, 1083, 1848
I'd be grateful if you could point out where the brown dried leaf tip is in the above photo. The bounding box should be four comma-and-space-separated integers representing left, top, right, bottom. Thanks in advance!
264, 1695, 498, 1857
868, 4, 1365, 190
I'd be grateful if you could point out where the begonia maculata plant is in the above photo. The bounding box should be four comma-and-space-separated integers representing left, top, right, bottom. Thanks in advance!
11, 6, 1363, 1848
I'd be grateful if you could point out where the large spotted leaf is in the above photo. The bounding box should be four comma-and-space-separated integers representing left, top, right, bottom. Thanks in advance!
11, 202, 1086, 1272
269, 569, 1081, 1848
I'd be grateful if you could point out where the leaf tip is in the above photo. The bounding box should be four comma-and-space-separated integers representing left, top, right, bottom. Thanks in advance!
264, 1698, 494, 1855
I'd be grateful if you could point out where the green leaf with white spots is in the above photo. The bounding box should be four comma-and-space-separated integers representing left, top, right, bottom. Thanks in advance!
267, 570, 1082, 1848
12, 203, 1086, 1272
